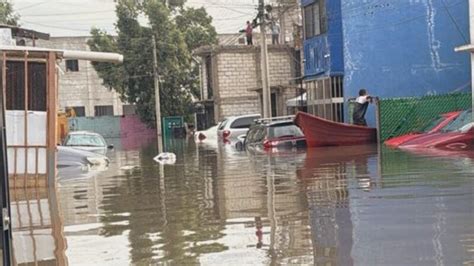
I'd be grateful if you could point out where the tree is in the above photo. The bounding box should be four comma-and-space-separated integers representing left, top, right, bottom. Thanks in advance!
88, 0, 217, 126
175, 7, 217, 99
0, 0, 19, 25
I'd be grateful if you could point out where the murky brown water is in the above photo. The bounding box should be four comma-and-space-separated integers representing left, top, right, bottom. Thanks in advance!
8, 139, 474, 265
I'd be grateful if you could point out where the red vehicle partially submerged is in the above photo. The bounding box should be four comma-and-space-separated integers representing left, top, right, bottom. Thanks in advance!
399, 109, 474, 151
385, 111, 461, 147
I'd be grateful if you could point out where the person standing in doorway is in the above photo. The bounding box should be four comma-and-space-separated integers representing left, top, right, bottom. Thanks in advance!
245, 21, 253, 45
271, 22, 280, 44
352, 89, 373, 126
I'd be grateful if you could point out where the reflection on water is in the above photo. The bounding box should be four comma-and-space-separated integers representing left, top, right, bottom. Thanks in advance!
9, 139, 474, 265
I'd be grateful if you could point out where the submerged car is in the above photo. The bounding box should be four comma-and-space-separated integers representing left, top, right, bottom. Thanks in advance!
385, 111, 461, 147
400, 109, 474, 151
63, 131, 114, 155
217, 114, 261, 143
236, 116, 306, 152
57, 146, 109, 180
194, 124, 219, 143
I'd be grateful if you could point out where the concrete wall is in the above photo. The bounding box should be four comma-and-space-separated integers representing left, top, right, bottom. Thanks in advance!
342, 1, 470, 98
342, 0, 471, 126
69, 116, 121, 138
37, 37, 125, 117
302, 0, 344, 77
68, 115, 156, 150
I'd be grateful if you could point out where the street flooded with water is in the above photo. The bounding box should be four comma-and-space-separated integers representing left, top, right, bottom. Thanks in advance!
9, 139, 474, 265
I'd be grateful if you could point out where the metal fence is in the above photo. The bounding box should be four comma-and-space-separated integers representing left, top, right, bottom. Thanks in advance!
378, 93, 471, 141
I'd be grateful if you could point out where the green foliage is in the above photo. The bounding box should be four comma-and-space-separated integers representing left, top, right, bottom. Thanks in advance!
88, 0, 217, 126
0, 0, 19, 25
175, 6, 217, 100
175, 7, 217, 51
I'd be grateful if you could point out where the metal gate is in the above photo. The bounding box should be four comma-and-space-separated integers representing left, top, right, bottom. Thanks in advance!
1, 68, 13, 265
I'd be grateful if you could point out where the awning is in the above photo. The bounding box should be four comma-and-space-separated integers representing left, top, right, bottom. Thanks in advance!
286, 93, 306, 107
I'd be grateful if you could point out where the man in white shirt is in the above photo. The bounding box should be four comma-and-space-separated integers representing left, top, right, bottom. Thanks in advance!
271, 22, 280, 44
352, 89, 372, 126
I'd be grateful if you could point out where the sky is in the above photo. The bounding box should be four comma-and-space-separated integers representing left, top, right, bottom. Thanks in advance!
13, 0, 261, 36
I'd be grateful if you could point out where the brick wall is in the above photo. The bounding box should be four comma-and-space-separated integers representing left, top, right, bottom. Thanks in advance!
205, 45, 296, 121
37, 37, 125, 117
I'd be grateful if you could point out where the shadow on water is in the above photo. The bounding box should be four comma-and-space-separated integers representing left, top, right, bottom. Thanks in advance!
9, 137, 474, 265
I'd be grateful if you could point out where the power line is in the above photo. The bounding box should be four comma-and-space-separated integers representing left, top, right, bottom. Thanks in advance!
21, 10, 115, 17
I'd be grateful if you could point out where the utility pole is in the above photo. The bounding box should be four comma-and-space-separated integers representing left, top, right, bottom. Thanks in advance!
259, 0, 272, 118
152, 35, 164, 154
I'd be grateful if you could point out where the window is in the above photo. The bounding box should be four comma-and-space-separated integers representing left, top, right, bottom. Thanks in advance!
307, 76, 344, 123
67, 106, 85, 117
230, 116, 260, 129
269, 124, 304, 138
304, 0, 327, 39
64, 134, 106, 147
66, 59, 79, 72
218, 119, 228, 130
442, 110, 472, 132
94, 105, 114, 116
3, 61, 47, 111
122, 105, 137, 115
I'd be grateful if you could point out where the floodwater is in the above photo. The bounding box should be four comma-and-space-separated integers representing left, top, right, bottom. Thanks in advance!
8, 139, 474, 265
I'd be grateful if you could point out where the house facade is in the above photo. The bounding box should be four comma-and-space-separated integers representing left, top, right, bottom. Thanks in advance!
301, 0, 345, 122
302, 0, 471, 126
195, 44, 300, 129
37, 37, 131, 117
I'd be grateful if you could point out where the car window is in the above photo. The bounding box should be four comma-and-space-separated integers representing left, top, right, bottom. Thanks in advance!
254, 127, 267, 143
269, 124, 304, 138
420, 115, 445, 133
218, 119, 228, 130
246, 126, 258, 144
441, 110, 472, 132
65, 134, 106, 147
230, 116, 259, 129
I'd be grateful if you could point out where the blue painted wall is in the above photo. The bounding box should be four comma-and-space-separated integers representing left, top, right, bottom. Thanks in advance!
303, 0, 344, 78
342, 0, 470, 126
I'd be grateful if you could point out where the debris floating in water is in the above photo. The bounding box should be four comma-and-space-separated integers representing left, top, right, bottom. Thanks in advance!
153, 152, 177, 165
119, 165, 139, 171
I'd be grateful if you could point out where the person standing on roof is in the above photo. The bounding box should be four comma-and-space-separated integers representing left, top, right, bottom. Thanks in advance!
271, 22, 280, 44
352, 89, 373, 126
245, 21, 253, 45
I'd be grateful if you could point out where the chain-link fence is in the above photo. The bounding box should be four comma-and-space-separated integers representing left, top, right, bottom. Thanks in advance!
378, 93, 471, 141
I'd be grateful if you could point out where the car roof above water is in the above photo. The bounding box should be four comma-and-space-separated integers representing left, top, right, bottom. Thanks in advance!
67, 131, 102, 136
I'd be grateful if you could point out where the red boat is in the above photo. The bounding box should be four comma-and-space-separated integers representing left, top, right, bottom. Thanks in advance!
294, 112, 377, 147
384, 111, 461, 147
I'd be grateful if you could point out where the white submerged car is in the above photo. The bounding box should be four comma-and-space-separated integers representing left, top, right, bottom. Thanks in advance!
194, 125, 219, 143
63, 131, 114, 155
217, 114, 261, 143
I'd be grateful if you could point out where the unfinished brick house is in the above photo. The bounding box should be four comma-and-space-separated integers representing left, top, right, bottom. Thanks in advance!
194, 43, 301, 129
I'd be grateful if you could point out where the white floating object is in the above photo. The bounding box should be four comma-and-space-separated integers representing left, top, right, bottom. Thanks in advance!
120, 165, 139, 171
153, 152, 177, 165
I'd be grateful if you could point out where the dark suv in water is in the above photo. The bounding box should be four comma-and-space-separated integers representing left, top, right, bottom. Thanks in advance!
237, 116, 306, 152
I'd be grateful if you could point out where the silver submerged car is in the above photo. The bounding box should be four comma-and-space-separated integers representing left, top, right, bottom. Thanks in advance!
63, 131, 114, 155
57, 146, 109, 180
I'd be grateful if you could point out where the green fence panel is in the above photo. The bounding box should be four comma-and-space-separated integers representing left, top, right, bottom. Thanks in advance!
379, 93, 471, 141
162, 116, 184, 140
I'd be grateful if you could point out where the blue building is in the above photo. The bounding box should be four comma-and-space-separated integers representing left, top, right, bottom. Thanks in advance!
302, 0, 470, 126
